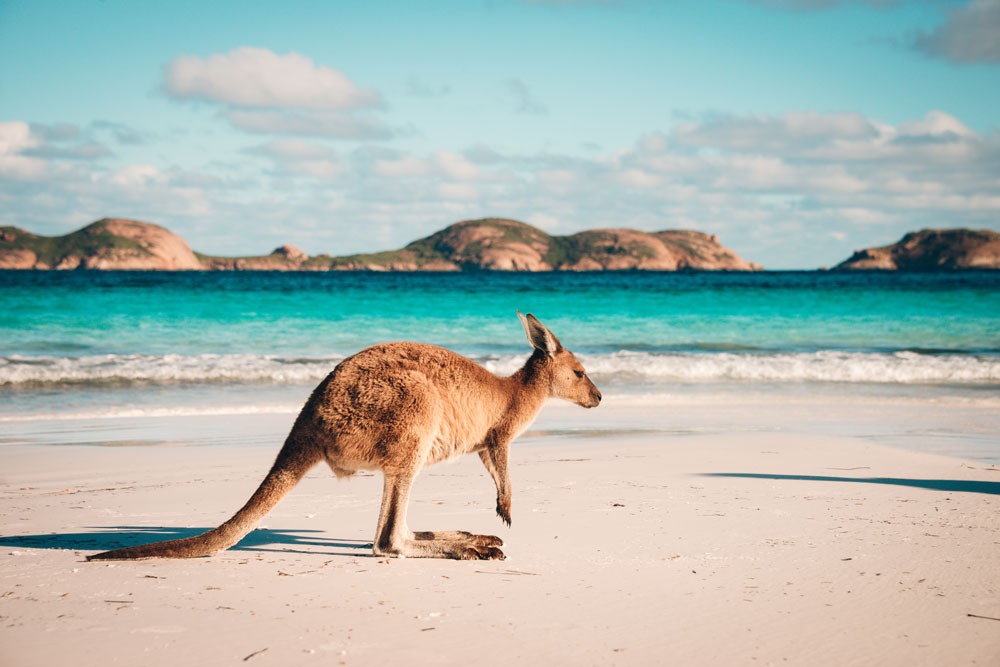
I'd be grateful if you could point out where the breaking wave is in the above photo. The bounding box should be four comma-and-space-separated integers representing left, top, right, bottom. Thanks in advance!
493, 350, 1000, 385
0, 353, 345, 387
2, 349, 999, 388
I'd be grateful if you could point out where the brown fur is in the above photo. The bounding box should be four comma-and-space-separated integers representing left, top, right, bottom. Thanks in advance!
86, 312, 600, 561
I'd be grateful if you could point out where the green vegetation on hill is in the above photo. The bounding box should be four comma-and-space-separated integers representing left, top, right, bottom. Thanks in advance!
1, 224, 148, 266
301, 254, 335, 270
400, 238, 446, 264
655, 235, 701, 260
548, 230, 658, 267
327, 249, 417, 268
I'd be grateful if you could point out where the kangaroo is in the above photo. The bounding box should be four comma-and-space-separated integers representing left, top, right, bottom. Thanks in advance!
87, 312, 601, 562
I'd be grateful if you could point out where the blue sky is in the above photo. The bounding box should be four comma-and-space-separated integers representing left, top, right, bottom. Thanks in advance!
1, 0, 998, 268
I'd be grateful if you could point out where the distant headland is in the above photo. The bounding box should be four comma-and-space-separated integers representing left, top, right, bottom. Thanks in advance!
1, 217, 998, 271
833, 229, 1000, 271
0, 217, 762, 272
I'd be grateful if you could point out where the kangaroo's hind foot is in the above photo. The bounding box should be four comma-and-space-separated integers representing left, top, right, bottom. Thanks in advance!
414, 530, 505, 560
374, 532, 505, 560
413, 530, 503, 548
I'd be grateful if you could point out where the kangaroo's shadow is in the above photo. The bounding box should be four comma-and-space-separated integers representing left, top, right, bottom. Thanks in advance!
0, 526, 375, 558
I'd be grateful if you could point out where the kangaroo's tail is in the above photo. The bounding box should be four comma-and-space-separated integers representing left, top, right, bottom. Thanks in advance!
87, 444, 319, 561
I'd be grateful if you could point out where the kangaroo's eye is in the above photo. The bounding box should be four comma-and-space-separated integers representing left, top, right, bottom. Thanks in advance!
574, 370, 585, 379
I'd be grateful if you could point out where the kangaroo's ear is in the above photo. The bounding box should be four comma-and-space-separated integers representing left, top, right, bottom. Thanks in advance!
517, 310, 562, 357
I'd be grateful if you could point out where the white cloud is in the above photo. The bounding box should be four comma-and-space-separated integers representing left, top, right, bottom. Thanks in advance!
4, 121, 114, 163
436, 182, 479, 201
164, 47, 382, 110
0, 120, 233, 233
537, 168, 582, 186
837, 208, 898, 225
0, 122, 50, 180
0, 122, 37, 155
108, 164, 168, 188
285, 160, 343, 179
804, 168, 868, 194
245, 139, 335, 161
896, 109, 975, 140
360, 148, 513, 184
527, 212, 561, 229
243, 140, 343, 180
225, 109, 393, 139
707, 154, 798, 190
913, 0, 1000, 63
432, 151, 484, 181
673, 111, 879, 153
615, 168, 661, 189
372, 153, 431, 178
0, 152, 47, 181
162, 48, 391, 140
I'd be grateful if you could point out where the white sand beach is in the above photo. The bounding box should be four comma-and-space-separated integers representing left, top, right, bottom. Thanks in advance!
2, 398, 999, 666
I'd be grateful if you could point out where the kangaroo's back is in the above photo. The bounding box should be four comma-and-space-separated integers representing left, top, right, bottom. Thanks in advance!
321, 341, 504, 401
301, 342, 514, 469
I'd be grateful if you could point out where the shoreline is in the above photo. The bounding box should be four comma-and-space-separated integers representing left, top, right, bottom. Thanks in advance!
2, 400, 999, 665
4, 388, 999, 465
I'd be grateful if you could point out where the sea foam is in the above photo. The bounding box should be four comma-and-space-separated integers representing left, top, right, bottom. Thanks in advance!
0, 353, 344, 386
2, 349, 998, 387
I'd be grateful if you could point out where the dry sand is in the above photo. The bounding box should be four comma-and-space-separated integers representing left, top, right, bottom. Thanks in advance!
2, 401, 999, 666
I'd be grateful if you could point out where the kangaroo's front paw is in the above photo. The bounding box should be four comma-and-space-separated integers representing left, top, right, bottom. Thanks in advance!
496, 497, 511, 527
458, 546, 506, 561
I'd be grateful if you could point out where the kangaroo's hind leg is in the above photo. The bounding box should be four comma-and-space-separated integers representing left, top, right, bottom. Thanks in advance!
372, 469, 504, 560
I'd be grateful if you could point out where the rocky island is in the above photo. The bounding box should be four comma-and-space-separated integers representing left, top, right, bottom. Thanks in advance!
0, 217, 762, 272
0, 218, 203, 271
834, 229, 1000, 271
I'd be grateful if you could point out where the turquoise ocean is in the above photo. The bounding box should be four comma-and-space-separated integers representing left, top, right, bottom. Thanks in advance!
2, 270, 999, 457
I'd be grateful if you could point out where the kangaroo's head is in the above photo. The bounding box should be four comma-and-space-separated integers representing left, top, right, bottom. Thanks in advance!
517, 311, 601, 409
